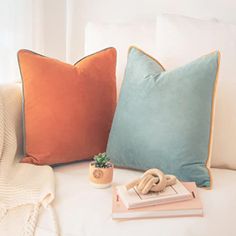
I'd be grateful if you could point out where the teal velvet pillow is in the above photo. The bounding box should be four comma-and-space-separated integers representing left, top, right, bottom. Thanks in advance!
107, 47, 220, 187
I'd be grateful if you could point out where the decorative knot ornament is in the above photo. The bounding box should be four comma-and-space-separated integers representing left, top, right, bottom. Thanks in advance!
125, 168, 177, 194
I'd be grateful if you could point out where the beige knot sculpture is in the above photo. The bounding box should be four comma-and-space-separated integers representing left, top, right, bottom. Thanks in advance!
126, 168, 177, 195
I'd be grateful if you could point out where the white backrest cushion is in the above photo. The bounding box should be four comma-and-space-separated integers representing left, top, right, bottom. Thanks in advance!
156, 14, 236, 169
85, 22, 155, 93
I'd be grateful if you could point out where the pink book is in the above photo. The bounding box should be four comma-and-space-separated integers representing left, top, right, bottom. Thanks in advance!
112, 182, 203, 220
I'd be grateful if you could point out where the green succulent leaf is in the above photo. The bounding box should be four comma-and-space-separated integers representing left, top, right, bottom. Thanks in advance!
93, 152, 110, 168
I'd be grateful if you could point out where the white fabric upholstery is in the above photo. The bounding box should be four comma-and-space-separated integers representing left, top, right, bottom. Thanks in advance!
36, 162, 236, 236
155, 14, 236, 169
84, 22, 155, 93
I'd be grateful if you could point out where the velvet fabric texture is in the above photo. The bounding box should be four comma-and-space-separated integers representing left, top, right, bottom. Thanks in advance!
107, 47, 220, 187
18, 48, 117, 165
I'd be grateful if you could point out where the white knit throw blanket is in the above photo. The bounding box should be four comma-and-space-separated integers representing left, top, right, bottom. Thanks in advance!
0, 84, 59, 236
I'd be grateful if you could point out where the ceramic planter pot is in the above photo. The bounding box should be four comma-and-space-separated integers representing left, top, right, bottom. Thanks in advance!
89, 162, 113, 188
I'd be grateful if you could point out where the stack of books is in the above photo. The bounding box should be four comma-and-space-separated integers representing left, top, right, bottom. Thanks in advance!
112, 180, 203, 220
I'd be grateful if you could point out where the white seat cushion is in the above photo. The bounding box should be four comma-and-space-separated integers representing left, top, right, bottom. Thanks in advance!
36, 162, 236, 236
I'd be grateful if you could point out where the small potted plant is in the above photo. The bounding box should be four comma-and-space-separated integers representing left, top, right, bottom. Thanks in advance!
89, 152, 113, 188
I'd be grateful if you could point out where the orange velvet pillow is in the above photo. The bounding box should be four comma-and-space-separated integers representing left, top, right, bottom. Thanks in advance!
18, 48, 117, 165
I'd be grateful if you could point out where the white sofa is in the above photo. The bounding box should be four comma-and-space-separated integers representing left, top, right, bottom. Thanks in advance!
4, 14, 236, 236
3, 83, 236, 236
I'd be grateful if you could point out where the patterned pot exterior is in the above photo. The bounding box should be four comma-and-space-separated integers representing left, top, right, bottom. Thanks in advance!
89, 162, 113, 186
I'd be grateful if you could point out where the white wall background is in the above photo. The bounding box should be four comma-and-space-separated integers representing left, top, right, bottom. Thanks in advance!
1, 0, 236, 82
23, 0, 236, 63
66, 0, 236, 62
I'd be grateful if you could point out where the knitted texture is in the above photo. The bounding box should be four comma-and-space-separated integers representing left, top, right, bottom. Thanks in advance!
0, 84, 58, 235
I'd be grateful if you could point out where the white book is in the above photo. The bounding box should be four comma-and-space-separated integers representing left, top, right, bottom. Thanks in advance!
112, 182, 203, 219
116, 179, 193, 209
